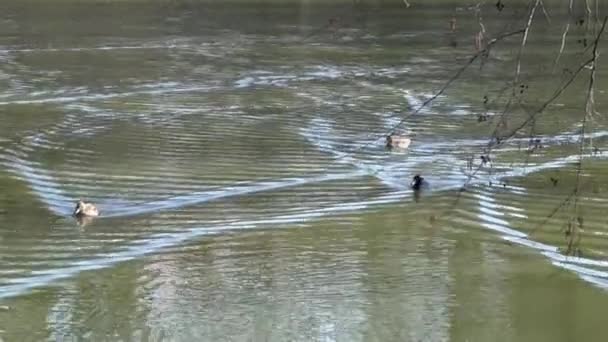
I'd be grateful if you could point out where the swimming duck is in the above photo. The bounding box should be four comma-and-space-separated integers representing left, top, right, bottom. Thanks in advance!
386, 134, 412, 149
73, 200, 99, 217
411, 174, 429, 191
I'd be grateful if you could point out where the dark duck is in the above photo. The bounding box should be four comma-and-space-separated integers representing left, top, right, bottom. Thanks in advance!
410, 174, 429, 191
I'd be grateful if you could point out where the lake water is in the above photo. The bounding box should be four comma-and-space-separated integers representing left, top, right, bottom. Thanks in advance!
1, 1, 608, 341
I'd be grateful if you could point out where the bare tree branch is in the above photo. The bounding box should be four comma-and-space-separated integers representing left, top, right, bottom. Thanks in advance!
500, 16, 607, 145
348, 28, 526, 154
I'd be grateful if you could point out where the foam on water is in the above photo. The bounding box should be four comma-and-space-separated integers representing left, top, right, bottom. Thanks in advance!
0, 84, 218, 106
3, 74, 608, 301
1, 44, 190, 54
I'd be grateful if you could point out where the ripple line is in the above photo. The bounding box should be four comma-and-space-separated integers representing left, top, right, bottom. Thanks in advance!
0, 188, 413, 299
0, 85, 218, 106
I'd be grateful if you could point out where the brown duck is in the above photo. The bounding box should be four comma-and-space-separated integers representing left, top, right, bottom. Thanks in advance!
73, 200, 99, 217
386, 134, 412, 149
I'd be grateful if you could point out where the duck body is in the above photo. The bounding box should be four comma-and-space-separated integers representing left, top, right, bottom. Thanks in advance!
411, 174, 430, 191
386, 134, 412, 150
73, 200, 99, 217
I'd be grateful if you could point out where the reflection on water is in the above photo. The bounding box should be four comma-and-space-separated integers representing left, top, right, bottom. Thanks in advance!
1, 1, 608, 341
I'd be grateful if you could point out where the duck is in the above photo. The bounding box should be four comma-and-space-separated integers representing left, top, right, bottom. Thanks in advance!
411, 174, 430, 191
386, 134, 412, 150
73, 200, 99, 217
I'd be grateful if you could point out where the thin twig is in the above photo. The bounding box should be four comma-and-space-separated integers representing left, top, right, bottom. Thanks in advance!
342, 28, 526, 155
539, 0, 551, 24
566, 15, 607, 254
382, 29, 525, 136
499, 56, 592, 143
501, 16, 607, 144
475, 3, 486, 35
442, 16, 608, 231
552, 0, 573, 72
596, 0, 600, 27
515, 0, 540, 84
585, 0, 593, 31
529, 189, 576, 235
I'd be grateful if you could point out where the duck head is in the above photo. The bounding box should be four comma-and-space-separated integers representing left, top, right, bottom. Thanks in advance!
385, 135, 393, 148
73, 200, 85, 216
